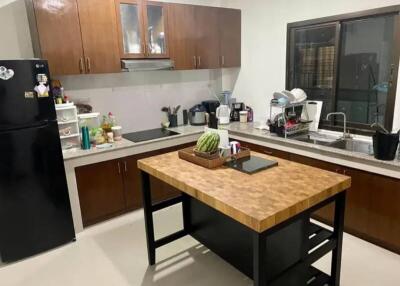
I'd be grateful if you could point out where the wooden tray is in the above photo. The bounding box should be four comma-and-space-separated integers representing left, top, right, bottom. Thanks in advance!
178, 146, 251, 169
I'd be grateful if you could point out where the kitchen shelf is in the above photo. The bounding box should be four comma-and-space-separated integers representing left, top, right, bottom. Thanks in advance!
77, 112, 100, 119
58, 119, 78, 125
60, 133, 80, 139
55, 102, 75, 110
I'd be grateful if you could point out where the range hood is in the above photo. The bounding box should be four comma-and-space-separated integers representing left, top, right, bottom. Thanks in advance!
121, 59, 175, 72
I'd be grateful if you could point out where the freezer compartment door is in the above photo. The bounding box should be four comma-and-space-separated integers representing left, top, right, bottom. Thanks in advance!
0, 60, 56, 129
0, 121, 75, 262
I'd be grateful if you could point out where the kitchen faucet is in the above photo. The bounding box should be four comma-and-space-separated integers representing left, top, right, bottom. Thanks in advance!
326, 112, 352, 139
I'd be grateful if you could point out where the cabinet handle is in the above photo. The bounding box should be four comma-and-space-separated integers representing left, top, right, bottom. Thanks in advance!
343, 169, 347, 175
146, 44, 151, 57
86, 57, 91, 73
193, 56, 197, 69
197, 56, 201, 68
117, 162, 121, 174
389, 64, 395, 87
124, 161, 128, 172
79, 58, 84, 73
221, 56, 225, 67
263, 150, 273, 155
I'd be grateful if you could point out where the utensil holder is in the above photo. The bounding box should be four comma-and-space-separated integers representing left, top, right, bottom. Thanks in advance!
372, 131, 399, 161
169, 114, 178, 128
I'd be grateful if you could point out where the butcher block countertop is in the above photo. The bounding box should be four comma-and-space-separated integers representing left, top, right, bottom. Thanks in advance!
138, 151, 351, 233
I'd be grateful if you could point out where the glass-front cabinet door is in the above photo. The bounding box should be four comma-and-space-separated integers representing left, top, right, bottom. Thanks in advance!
143, 2, 169, 58
116, 0, 145, 58
115, 0, 169, 59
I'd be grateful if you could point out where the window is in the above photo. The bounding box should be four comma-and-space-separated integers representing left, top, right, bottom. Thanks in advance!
287, 7, 400, 134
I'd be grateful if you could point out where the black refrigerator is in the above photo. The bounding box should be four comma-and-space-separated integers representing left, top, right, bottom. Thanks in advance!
0, 60, 75, 262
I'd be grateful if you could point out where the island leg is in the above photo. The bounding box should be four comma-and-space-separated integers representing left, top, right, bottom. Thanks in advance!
331, 191, 346, 286
253, 232, 267, 286
141, 171, 156, 265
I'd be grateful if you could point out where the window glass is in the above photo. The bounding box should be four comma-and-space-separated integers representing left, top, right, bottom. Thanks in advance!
337, 15, 395, 126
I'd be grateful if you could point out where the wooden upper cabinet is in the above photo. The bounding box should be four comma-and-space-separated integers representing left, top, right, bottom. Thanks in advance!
219, 8, 241, 68
32, 0, 120, 75
32, 0, 85, 75
77, 0, 121, 73
168, 4, 196, 70
115, 0, 169, 59
195, 6, 220, 69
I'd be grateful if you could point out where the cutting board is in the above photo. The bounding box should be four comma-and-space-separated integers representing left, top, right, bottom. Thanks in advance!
303, 101, 323, 132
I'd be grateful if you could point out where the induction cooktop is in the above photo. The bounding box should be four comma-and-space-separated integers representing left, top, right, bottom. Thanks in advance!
123, 128, 180, 143
224, 156, 278, 174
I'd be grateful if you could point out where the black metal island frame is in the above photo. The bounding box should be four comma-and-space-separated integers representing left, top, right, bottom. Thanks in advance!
138, 151, 351, 286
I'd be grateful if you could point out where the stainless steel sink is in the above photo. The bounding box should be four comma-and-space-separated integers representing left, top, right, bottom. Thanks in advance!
329, 139, 374, 155
292, 133, 374, 155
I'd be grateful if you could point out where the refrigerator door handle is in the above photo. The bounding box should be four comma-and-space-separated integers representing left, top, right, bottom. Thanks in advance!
0, 120, 51, 134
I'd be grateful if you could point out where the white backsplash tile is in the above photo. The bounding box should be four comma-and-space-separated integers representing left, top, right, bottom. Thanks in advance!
59, 70, 222, 133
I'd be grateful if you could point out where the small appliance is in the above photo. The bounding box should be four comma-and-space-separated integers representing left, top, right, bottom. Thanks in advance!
230, 102, 245, 121
189, 104, 207, 126
123, 128, 179, 143
216, 104, 231, 125
202, 100, 220, 114
221, 91, 232, 105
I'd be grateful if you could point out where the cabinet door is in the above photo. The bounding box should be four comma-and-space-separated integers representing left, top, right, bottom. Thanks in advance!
168, 4, 197, 69
115, 0, 146, 58
219, 8, 241, 68
143, 1, 169, 58
32, 0, 85, 75
75, 160, 126, 227
366, 174, 400, 251
121, 151, 165, 210
77, 0, 121, 73
195, 6, 220, 69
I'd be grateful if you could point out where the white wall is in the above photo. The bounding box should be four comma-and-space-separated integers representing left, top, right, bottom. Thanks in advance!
0, 0, 33, 59
221, 0, 400, 131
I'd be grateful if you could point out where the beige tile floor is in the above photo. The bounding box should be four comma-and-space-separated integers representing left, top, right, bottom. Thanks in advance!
1, 205, 399, 286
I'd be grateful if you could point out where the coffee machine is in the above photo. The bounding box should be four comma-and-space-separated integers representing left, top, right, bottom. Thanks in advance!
230, 102, 245, 121
202, 100, 220, 114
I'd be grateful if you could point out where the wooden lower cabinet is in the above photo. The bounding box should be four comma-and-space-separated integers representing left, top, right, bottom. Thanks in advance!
236, 140, 400, 253
290, 153, 400, 254
75, 159, 127, 227
76, 143, 194, 227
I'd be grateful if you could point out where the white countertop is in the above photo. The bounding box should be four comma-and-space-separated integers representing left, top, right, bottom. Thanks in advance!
63, 122, 400, 176
62, 125, 204, 161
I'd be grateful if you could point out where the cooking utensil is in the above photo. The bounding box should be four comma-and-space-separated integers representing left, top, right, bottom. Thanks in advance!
370, 122, 389, 134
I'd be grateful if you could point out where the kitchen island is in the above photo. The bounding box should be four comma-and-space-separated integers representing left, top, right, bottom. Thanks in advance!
138, 151, 351, 285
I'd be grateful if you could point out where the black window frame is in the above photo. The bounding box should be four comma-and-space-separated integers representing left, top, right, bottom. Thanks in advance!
286, 5, 400, 135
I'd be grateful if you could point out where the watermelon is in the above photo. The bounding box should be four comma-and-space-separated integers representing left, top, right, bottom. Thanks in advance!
196, 132, 220, 153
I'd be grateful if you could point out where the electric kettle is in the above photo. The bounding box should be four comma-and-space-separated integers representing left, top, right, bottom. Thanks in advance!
216, 105, 231, 125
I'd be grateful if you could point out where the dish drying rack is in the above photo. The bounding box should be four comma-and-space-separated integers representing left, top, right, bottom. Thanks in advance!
268, 100, 311, 138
